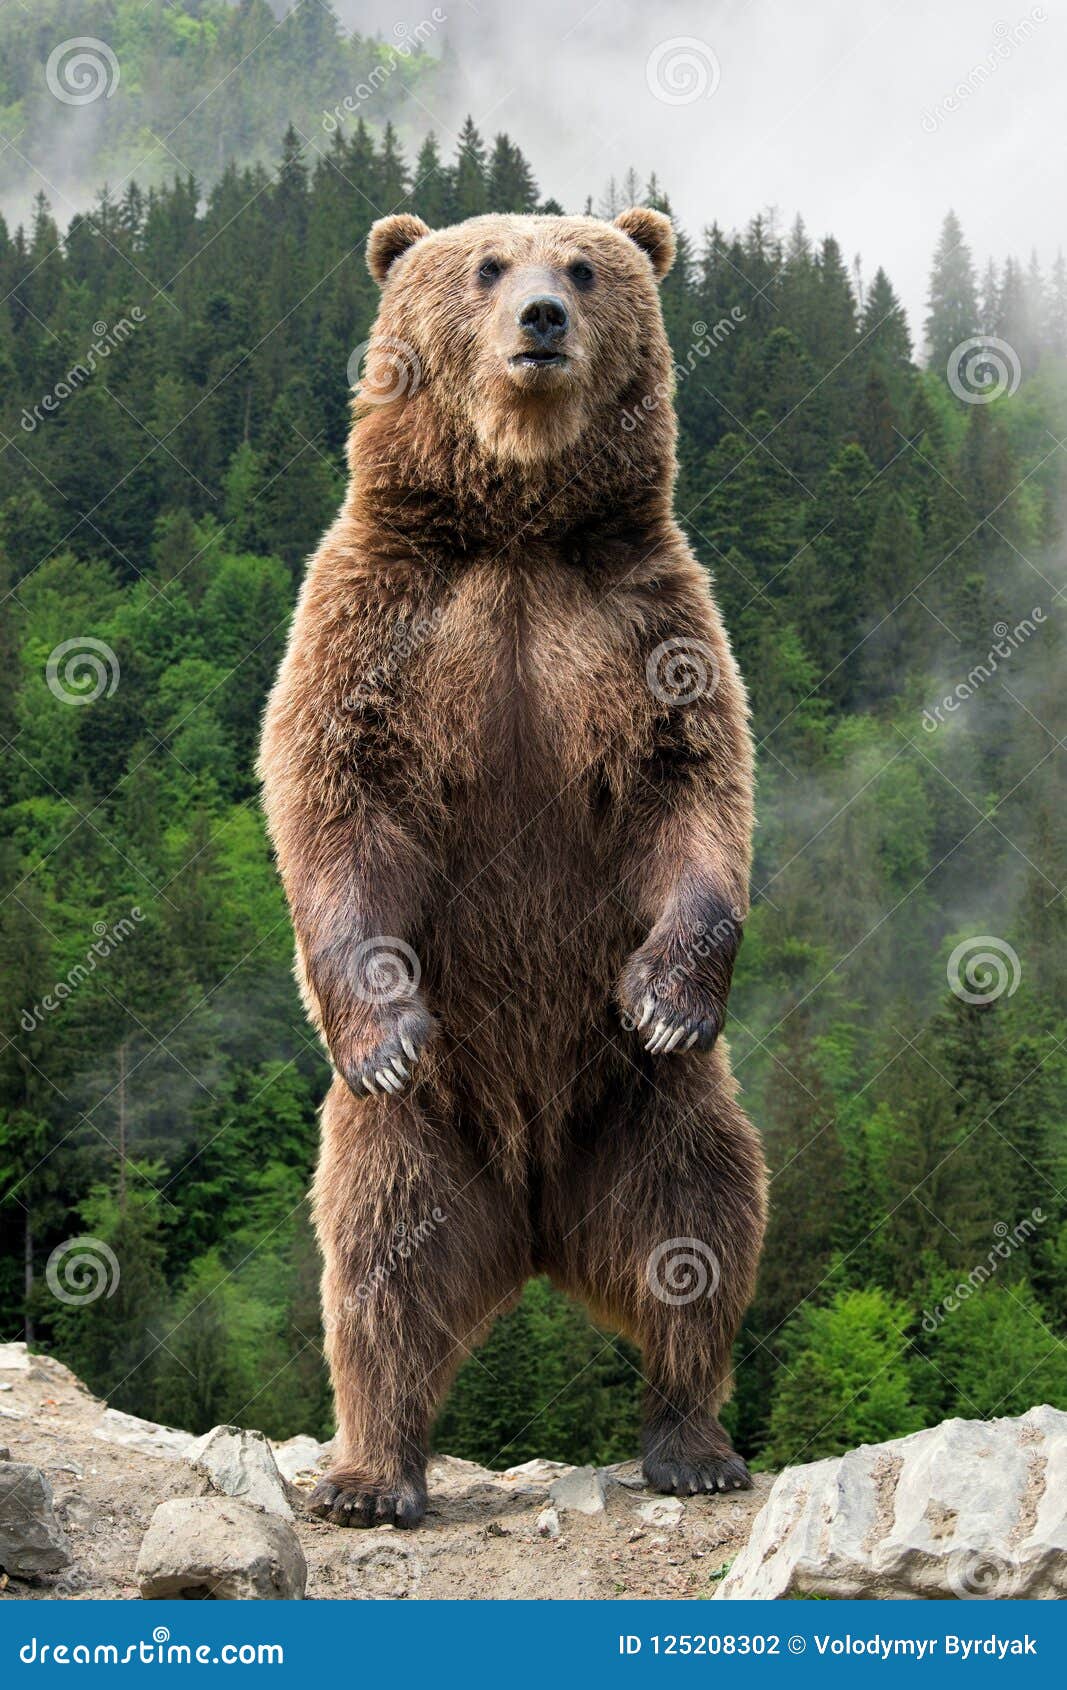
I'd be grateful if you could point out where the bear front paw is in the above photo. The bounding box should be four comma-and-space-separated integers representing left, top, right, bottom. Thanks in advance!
632, 992, 722, 1055
334, 1000, 434, 1099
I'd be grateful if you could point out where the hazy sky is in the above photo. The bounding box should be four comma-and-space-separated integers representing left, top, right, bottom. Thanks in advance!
335, 0, 1065, 345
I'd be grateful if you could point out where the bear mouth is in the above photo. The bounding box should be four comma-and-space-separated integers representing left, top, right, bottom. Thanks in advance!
509, 349, 568, 368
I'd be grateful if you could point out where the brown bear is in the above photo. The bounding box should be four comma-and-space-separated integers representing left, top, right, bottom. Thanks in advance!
259, 206, 767, 1529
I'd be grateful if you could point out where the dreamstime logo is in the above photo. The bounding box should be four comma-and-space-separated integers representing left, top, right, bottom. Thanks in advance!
920, 9, 1046, 133
646, 637, 720, 706
46, 1237, 120, 1306
646, 37, 720, 105
946, 1547, 1023, 1599
622, 309, 746, 432
347, 336, 422, 404
947, 935, 1021, 1005
920, 609, 1045, 731
21, 310, 146, 433
646, 1237, 720, 1305
20, 907, 144, 1031
352, 937, 421, 1004
322, 10, 447, 131
46, 638, 120, 705
947, 336, 1021, 404
921, 1208, 1045, 1332
45, 38, 120, 106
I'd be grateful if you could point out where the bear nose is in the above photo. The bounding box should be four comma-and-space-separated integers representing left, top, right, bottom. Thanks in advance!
517, 293, 568, 344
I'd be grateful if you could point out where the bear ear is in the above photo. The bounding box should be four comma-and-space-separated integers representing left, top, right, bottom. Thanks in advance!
366, 213, 431, 286
613, 207, 676, 281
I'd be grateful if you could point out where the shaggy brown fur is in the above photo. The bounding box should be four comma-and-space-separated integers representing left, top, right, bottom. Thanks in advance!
259, 208, 767, 1529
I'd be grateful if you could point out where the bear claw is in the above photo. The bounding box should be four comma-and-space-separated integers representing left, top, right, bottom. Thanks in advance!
635, 996, 719, 1055
643, 1452, 752, 1496
307, 1475, 427, 1529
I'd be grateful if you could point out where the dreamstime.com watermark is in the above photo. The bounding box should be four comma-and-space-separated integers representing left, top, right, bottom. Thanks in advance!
20, 311, 146, 432
324, 1210, 448, 1327
622, 310, 746, 432
946, 335, 1022, 403
348, 335, 422, 404
20, 908, 144, 1031
646, 37, 721, 105
620, 910, 742, 1033
646, 636, 721, 706
920, 610, 1045, 730
46, 636, 121, 704
339, 608, 444, 714
45, 37, 120, 106
947, 934, 1021, 1005
920, 9, 1046, 133
920, 1209, 1045, 1332
646, 1237, 721, 1304
322, 12, 447, 131
46, 1236, 121, 1306
19, 1629, 283, 1666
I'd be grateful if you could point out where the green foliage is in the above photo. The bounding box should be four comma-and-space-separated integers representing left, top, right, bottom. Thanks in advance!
760, 1290, 924, 1468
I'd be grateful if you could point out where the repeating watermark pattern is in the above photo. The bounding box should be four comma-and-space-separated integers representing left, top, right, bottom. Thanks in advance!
646, 1237, 721, 1305
351, 937, 422, 1004
340, 608, 444, 713
946, 1547, 1024, 1599
324, 1211, 448, 1329
920, 610, 1046, 731
920, 10, 1046, 133
46, 638, 121, 705
20, 908, 144, 1032
947, 935, 1021, 1005
20, 310, 146, 433
322, 11, 447, 131
646, 637, 720, 706
621, 310, 746, 432
646, 38, 721, 105
921, 1209, 1045, 1333
45, 38, 121, 106
620, 910, 743, 1033
46, 1236, 121, 1306
348, 336, 422, 404
354, 1211, 447, 1305
946, 335, 1022, 404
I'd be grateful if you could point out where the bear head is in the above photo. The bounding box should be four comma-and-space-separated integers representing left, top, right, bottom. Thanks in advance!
353, 208, 677, 511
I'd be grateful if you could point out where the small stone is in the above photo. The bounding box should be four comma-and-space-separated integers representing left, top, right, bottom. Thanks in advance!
536, 1507, 561, 1538
549, 1465, 606, 1516
136, 1497, 306, 1600
0, 1462, 73, 1575
190, 1426, 291, 1519
637, 1497, 685, 1528
0, 1344, 31, 1373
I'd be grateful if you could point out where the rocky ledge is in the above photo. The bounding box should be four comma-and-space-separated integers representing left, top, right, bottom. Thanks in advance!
0, 1343, 1062, 1601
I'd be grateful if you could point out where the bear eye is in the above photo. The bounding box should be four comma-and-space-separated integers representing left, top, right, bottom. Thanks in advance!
569, 260, 595, 286
478, 258, 503, 283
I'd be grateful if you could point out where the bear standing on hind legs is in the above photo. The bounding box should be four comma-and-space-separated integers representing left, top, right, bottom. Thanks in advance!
259, 204, 767, 1529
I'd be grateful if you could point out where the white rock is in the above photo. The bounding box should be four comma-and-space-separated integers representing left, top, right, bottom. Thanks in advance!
536, 1507, 561, 1538
637, 1497, 685, 1528
0, 1407, 25, 1420
0, 1343, 31, 1373
504, 1458, 574, 1484
0, 1462, 73, 1575
190, 1425, 292, 1518
92, 1407, 197, 1461
549, 1465, 606, 1515
602, 1461, 647, 1491
136, 1497, 306, 1600
270, 1434, 332, 1483
426, 1454, 507, 1497
715, 1404, 1067, 1600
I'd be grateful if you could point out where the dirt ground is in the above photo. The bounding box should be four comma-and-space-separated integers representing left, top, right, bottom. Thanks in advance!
0, 1348, 772, 1601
